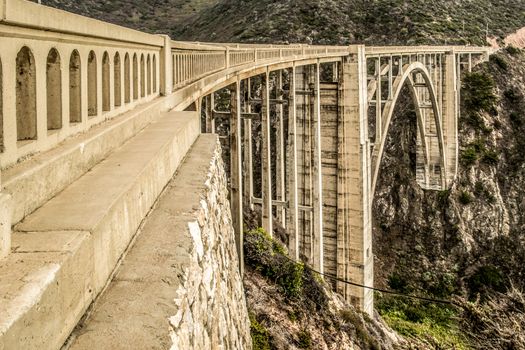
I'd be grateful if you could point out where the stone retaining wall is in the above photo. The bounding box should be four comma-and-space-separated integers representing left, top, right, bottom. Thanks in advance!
168, 138, 252, 350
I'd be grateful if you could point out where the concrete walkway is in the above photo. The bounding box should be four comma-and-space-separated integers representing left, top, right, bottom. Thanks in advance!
66, 135, 218, 350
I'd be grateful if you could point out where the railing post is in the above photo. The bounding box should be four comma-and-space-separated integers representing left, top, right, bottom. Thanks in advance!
225, 47, 230, 69
159, 35, 172, 96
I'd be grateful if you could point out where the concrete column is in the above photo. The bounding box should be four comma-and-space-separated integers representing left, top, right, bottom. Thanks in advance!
261, 70, 273, 236
287, 65, 299, 260
311, 62, 324, 274
275, 70, 286, 226
243, 79, 254, 210
210, 93, 216, 133
159, 35, 172, 96
230, 78, 244, 274
442, 51, 457, 186
374, 58, 382, 144
204, 95, 213, 133
337, 47, 373, 316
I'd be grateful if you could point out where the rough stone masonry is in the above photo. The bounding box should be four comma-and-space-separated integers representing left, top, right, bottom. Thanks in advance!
168, 136, 252, 349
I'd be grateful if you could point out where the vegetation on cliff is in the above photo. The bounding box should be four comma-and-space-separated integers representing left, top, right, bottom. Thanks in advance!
243, 219, 401, 350
373, 47, 525, 348
39, 0, 525, 46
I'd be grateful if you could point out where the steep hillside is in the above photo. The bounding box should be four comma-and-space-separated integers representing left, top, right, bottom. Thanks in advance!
38, 0, 219, 36
37, 0, 525, 46
175, 0, 525, 45
373, 47, 525, 348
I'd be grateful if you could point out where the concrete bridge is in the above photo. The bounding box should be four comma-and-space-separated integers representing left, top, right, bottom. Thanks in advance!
0, 0, 490, 348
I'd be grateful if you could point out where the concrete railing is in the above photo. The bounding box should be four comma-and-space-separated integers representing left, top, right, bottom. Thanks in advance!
0, 0, 165, 168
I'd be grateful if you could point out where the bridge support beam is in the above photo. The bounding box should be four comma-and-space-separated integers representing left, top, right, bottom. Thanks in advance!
312, 62, 324, 274
261, 69, 273, 236
243, 78, 254, 210
442, 51, 458, 186
287, 66, 300, 261
230, 79, 244, 273
275, 71, 287, 227
337, 47, 373, 316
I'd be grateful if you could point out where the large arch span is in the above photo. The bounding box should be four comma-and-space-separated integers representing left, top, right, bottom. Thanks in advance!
371, 61, 447, 197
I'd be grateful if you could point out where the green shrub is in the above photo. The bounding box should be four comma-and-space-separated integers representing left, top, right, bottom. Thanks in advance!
506, 45, 522, 56
244, 228, 304, 299
462, 72, 497, 113
481, 149, 499, 165
250, 313, 271, 350
504, 88, 522, 104
489, 54, 509, 71
467, 265, 506, 299
458, 191, 473, 205
460, 147, 478, 166
388, 273, 409, 292
510, 111, 523, 126
377, 294, 468, 349
296, 329, 312, 349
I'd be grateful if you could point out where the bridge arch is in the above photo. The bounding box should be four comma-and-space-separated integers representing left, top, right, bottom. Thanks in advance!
371, 61, 447, 197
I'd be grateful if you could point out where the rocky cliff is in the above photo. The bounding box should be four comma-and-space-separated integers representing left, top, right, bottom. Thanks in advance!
373, 47, 525, 348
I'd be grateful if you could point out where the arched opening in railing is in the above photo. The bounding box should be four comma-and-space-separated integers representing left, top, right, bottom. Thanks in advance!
87, 51, 97, 117
140, 54, 145, 98
102, 52, 110, 112
69, 50, 81, 123
133, 54, 138, 100
114, 52, 121, 107
147, 54, 151, 95
16, 46, 37, 141
153, 55, 157, 93
124, 53, 130, 103
46, 48, 62, 131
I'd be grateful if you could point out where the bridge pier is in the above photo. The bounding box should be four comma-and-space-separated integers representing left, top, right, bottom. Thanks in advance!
337, 47, 373, 315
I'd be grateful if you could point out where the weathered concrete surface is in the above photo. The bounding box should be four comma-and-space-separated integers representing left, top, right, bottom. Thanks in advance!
0, 111, 199, 350
4, 97, 169, 226
0, 193, 12, 259
68, 135, 251, 350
